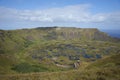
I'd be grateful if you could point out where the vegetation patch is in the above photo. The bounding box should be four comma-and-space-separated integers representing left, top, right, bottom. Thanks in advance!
12, 62, 49, 73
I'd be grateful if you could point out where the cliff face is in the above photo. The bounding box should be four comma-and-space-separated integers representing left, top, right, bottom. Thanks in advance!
54, 27, 111, 40
0, 27, 118, 54
0, 27, 117, 42
39, 27, 113, 41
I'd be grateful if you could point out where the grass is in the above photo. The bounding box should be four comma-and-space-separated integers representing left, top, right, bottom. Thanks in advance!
0, 39, 120, 74
0, 54, 120, 80
0, 27, 120, 80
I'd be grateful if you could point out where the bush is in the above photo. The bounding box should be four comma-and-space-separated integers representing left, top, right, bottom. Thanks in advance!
12, 62, 32, 73
12, 62, 48, 73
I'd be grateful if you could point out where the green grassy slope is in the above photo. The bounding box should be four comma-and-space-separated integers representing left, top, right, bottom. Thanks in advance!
0, 53, 120, 80
0, 54, 17, 74
0, 27, 120, 79
0, 39, 119, 74
0, 27, 119, 55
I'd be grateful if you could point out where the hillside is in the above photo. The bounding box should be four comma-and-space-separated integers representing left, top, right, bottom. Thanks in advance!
0, 53, 120, 80
0, 27, 120, 79
0, 27, 119, 54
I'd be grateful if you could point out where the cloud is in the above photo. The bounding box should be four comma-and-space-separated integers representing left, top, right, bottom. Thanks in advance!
17, 4, 91, 22
0, 4, 120, 29
0, 4, 106, 22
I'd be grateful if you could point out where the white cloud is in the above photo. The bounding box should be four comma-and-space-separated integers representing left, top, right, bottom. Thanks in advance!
0, 4, 104, 22
0, 4, 120, 29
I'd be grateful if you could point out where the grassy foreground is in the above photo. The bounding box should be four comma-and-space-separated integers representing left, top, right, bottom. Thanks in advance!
0, 54, 120, 80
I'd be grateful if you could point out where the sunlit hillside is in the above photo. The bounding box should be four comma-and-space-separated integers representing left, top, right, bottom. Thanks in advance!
0, 27, 120, 80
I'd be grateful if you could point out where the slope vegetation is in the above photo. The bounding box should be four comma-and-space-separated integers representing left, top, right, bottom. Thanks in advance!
0, 27, 120, 80
0, 53, 120, 80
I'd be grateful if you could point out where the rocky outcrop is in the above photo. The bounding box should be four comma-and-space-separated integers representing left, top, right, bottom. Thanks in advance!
73, 60, 81, 69
53, 27, 113, 41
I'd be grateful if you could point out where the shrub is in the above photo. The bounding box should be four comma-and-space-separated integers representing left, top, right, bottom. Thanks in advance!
12, 62, 48, 73
12, 62, 33, 73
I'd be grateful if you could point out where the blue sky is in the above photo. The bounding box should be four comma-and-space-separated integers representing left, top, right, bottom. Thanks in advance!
0, 0, 120, 30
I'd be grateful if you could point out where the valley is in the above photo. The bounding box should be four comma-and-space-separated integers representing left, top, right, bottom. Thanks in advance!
0, 27, 120, 80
